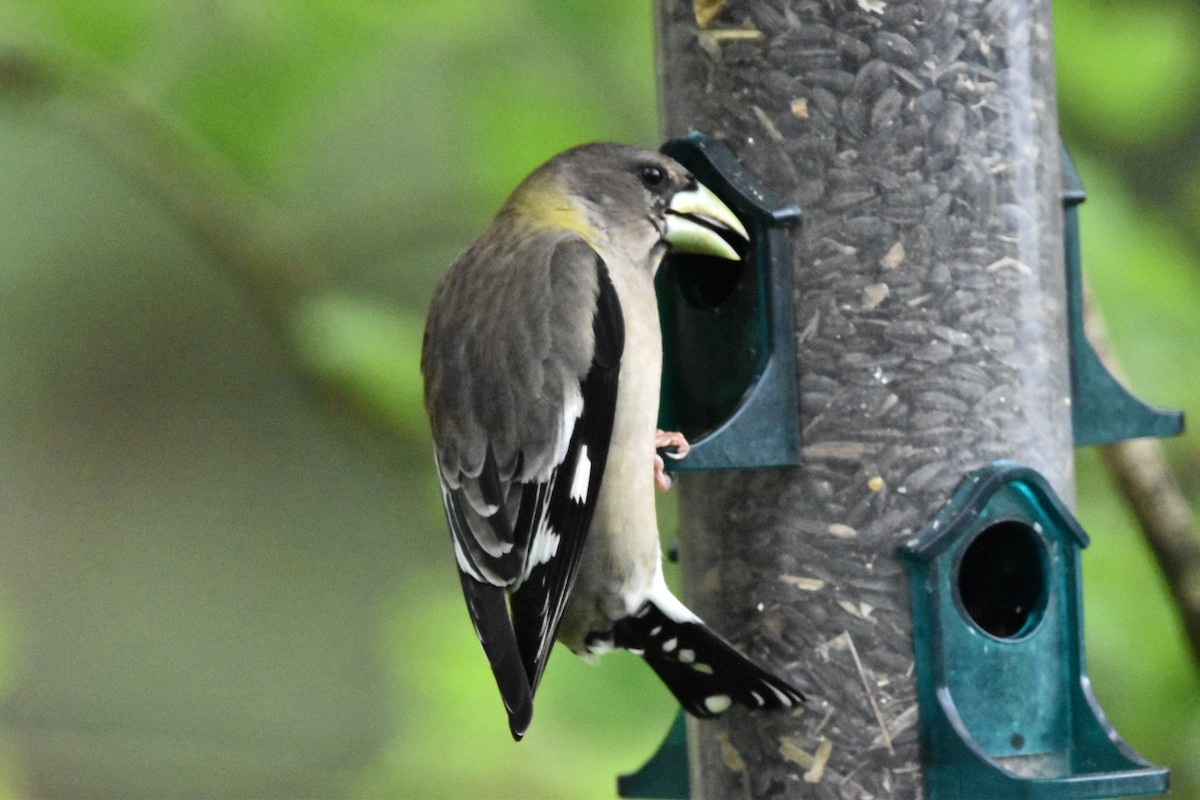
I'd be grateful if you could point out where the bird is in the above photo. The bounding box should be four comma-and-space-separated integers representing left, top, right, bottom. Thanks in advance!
421, 143, 804, 740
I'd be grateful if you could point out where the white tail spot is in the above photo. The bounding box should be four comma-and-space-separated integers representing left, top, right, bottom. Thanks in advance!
704, 694, 732, 714
767, 684, 795, 707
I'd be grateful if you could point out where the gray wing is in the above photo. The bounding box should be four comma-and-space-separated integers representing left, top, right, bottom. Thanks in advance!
421, 231, 624, 738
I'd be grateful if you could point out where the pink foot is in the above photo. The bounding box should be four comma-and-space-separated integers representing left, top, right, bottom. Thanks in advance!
654, 430, 690, 492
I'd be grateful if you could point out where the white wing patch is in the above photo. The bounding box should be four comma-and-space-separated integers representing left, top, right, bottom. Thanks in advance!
539, 383, 584, 481
520, 512, 561, 585
569, 445, 591, 503
452, 532, 484, 582
528, 523, 561, 568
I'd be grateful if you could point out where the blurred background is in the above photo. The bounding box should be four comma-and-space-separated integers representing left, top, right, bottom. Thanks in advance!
0, 1, 1197, 797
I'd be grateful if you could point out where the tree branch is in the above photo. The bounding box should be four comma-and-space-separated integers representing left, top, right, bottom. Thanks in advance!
1099, 438, 1200, 668
1084, 286, 1200, 670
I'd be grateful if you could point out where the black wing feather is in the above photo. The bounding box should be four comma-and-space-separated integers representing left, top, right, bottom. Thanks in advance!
434, 243, 624, 739
455, 573, 534, 738
510, 255, 623, 695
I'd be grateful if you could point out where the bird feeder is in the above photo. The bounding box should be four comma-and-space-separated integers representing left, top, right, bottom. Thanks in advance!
639, 0, 1188, 793
621, 136, 1185, 799
897, 462, 1169, 799
655, 132, 802, 471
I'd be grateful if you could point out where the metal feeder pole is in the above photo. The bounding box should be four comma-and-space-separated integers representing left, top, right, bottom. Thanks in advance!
655, 0, 1069, 796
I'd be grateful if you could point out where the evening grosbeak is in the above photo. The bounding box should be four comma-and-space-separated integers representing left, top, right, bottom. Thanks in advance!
421, 143, 804, 740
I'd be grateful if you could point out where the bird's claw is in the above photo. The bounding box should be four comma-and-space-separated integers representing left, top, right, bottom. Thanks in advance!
655, 429, 691, 459
654, 430, 690, 492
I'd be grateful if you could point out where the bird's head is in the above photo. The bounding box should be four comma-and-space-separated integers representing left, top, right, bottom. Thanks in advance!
507, 143, 748, 270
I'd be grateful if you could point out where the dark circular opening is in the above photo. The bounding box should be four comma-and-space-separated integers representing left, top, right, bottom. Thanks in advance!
663, 230, 749, 311
956, 520, 1048, 639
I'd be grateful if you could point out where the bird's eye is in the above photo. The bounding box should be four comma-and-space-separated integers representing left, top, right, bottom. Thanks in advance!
639, 165, 666, 187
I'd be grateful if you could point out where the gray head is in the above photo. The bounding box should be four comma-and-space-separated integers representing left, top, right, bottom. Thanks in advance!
505, 142, 747, 267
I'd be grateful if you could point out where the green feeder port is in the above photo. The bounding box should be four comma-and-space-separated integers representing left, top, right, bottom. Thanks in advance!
898, 462, 1169, 799
1061, 143, 1184, 446
656, 132, 802, 471
617, 713, 689, 800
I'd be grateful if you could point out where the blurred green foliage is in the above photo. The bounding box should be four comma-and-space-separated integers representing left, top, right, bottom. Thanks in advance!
0, 1, 1196, 798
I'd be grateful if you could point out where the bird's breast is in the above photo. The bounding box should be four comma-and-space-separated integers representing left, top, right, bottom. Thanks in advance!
558, 257, 665, 649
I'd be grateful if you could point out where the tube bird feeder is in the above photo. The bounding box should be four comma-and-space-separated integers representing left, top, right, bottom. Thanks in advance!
622, 1, 1179, 797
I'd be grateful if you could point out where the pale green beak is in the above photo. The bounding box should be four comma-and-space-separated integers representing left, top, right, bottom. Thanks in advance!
664, 182, 749, 261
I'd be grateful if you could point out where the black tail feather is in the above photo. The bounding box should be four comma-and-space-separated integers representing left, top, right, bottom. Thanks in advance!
612, 601, 804, 718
